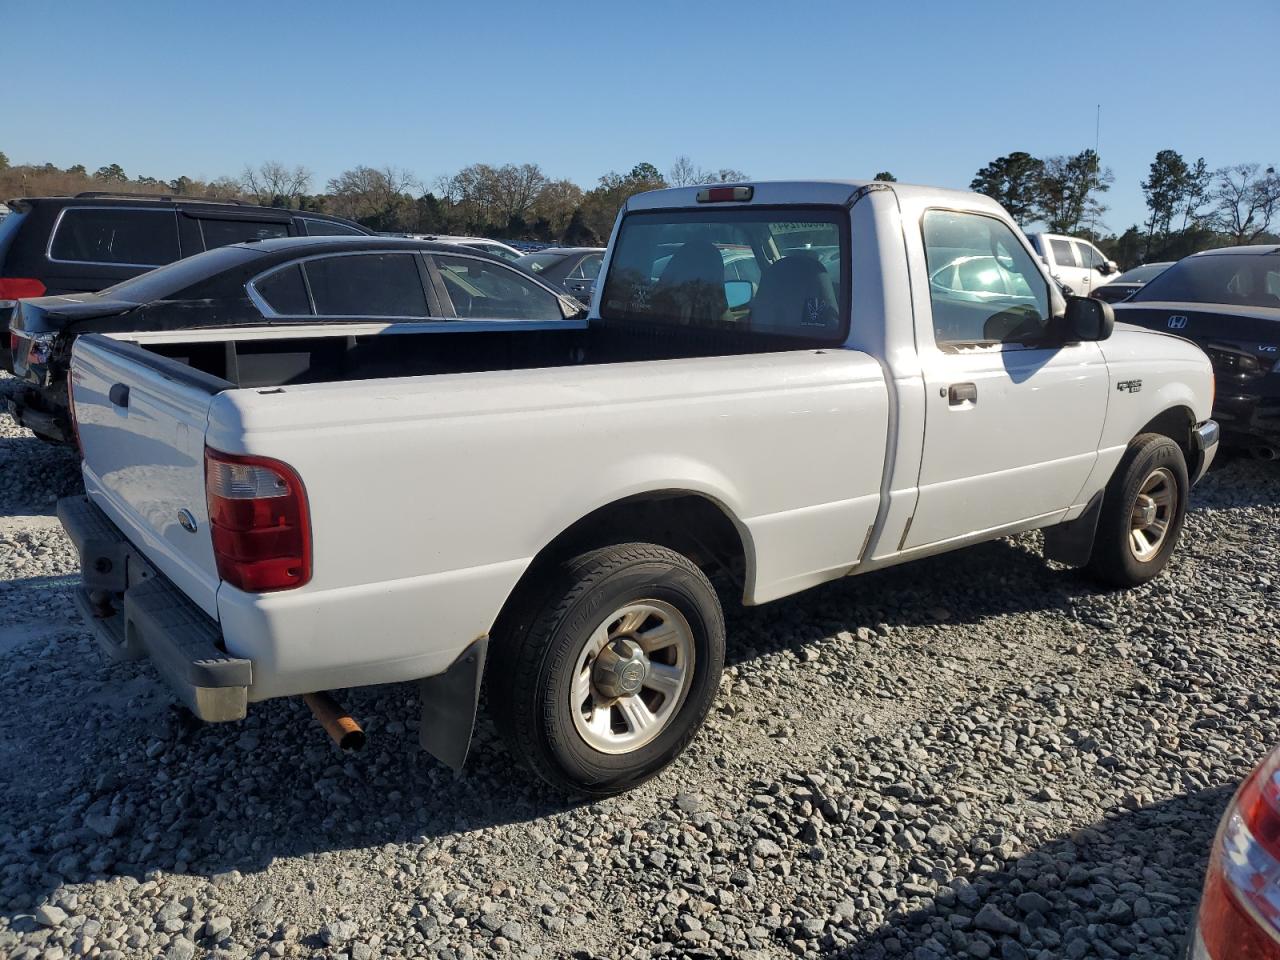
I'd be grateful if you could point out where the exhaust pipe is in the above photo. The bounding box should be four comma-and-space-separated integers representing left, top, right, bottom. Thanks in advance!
1251, 446, 1279, 462
303, 692, 366, 751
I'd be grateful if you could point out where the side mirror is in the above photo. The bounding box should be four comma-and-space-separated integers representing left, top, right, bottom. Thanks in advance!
1064, 295, 1114, 342
724, 280, 754, 309
1097, 260, 1117, 275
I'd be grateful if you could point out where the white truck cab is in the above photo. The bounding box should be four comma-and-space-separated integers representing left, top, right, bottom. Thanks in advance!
58, 180, 1217, 796
1028, 231, 1119, 297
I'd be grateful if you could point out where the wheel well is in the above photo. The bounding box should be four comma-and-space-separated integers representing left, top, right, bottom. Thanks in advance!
1138, 406, 1196, 462
491, 492, 750, 638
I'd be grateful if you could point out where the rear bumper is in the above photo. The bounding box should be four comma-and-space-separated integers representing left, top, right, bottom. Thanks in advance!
1191, 419, 1220, 485
58, 495, 251, 722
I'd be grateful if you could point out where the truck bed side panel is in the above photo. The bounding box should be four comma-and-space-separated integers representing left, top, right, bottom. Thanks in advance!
209, 350, 888, 700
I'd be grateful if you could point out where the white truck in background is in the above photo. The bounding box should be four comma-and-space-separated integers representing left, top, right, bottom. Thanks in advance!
60, 180, 1217, 796
1027, 231, 1120, 297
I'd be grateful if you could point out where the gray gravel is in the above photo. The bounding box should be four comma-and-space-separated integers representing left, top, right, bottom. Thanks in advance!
2, 369, 1278, 960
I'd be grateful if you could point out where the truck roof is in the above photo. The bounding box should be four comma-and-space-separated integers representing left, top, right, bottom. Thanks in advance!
625, 179, 1005, 215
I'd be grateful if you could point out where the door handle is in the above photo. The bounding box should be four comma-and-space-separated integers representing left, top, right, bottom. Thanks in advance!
948, 382, 977, 405
109, 383, 130, 408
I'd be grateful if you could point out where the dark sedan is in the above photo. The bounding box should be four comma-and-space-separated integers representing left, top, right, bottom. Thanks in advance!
1114, 245, 1280, 457
7, 236, 585, 442
1091, 261, 1174, 304
514, 246, 605, 303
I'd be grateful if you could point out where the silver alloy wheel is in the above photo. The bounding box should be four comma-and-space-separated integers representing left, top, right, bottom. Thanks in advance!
569, 600, 696, 755
1129, 466, 1177, 562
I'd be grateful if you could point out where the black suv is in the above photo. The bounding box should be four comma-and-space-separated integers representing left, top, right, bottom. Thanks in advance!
0, 193, 370, 370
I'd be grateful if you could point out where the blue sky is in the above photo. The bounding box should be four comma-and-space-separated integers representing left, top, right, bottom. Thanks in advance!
4, 0, 1276, 233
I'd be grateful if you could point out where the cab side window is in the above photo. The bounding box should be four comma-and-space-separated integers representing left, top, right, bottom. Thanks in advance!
923, 210, 1051, 348
1049, 238, 1078, 267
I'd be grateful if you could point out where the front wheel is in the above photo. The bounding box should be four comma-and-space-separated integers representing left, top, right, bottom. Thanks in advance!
490, 543, 725, 796
1085, 433, 1189, 587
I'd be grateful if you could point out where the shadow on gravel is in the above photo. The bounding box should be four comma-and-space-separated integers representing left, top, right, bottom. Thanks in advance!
828, 785, 1233, 960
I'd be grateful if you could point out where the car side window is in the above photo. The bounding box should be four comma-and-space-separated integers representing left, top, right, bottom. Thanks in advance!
922, 210, 1051, 348
49, 208, 180, 266
433, 254, 564, 321
567, 255, 603, 281
1049, 238, 1078, 268
301, 219, 364, 237
199, 219, 290, 250
304, 253, 430, 317
254, 264, 312, 315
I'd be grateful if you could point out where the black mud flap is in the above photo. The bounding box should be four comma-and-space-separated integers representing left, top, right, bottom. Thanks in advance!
1042, 492, 1103, 567
418, 637, 488, 770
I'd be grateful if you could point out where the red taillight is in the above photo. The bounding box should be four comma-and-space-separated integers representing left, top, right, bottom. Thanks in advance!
0, 277, 46, 300
696, 185, 753, 203
204, 447, 311, 592
1196, 748, 1280, 959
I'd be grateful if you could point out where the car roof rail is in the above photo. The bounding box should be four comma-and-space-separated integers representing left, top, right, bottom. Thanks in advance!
74, 191, 253, 206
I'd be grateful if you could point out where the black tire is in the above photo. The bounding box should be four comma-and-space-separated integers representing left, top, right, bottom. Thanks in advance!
489, 543, 725, 796
1085, 433, 1189, 588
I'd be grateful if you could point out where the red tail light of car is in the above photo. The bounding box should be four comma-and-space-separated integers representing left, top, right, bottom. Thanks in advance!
0, 277, 46, 301
1193, 746, 1280, 959
204, 447, 311, 592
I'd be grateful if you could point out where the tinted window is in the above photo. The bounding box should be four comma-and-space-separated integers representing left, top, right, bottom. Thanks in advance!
434, 254, 563, 320
1048, 238, 1077, 267
601, 208, 847, 341
516, 252, 569, 274
302, 219, 365, 237
304, 253, 429, 317
200, 218, 290, 250
923, 210, 1050, 347
1074, 242, 1097, 268
567, 254, 603, 280
1114, 263, 1170, 284
1133, 254, 1280, 309
255, 264, 311, 315
0, 210, 26, 262
100, 245, 260, 302
50, 208, 180, 266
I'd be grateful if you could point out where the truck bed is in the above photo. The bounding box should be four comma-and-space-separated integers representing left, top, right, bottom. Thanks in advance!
131, 319, 824, 389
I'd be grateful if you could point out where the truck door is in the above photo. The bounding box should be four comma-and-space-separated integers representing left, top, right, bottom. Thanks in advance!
903, 209, 1106, 550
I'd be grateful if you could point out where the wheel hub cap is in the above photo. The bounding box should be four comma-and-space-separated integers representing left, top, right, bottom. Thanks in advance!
1128, 466, 1177, 562
592, 638, 648, 698
569, 600, 696, 755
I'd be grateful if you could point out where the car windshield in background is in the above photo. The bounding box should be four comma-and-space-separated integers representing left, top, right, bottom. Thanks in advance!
99, 245, 259, 303
516, 252, 568, 274
1114, 262, 1171, 285
1132, 253, 1280, 308
599, 207, 847, 340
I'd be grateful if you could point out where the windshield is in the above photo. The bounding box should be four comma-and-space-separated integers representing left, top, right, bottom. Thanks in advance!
1115, 262, 1171, 284
600, 207, 848, 341
101, 245, 259, 302
516, 252, 568, 274
1133, 253, 1280, 308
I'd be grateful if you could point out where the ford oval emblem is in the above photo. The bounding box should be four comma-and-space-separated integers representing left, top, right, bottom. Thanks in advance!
178, 509, 198, 534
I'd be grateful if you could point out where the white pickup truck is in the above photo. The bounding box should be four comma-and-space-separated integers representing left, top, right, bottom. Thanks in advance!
59, 180, 1218, 795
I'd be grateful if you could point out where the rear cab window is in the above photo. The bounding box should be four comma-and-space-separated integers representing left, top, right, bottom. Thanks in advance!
600, 207, 849, 341
49, 207, 180, 266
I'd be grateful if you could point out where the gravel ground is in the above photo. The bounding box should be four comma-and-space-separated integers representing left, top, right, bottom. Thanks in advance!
2, 368, 1278, 960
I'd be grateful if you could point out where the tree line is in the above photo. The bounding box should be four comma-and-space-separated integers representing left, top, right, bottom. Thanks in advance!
969, 148, 1280, 268
0, 152, 746, 246
3, 145, 1274, 267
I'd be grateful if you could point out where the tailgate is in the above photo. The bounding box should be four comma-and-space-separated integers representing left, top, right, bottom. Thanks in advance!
70, 334, 231, 617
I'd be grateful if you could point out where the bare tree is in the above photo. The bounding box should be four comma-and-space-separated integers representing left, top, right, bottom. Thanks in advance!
327, 165, 418, 230
1211, 163, 1280, 244
668, 156, 748, 187
241, 161, 312, 207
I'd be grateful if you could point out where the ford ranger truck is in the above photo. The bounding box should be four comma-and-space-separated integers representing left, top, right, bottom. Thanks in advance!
58, 180, 1218, 796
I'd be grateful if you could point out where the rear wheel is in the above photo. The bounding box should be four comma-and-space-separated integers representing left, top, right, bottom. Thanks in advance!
1086, 433, 1189, 587
490, 543, 724, 796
